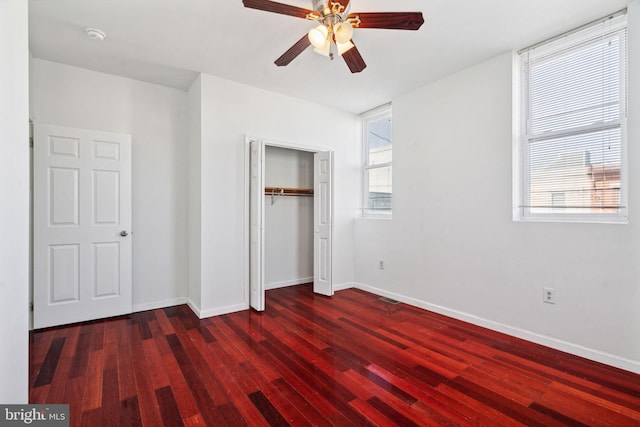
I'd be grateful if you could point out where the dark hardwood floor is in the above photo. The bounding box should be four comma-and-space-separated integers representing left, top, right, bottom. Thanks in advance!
30, 285, 640, 426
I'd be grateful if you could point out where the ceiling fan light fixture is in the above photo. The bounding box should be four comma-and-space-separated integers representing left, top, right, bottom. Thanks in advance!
333, 21, 353, 44
308, 24, 329, 48
336, 40, 354, 55
311, 0, 330, 15
242, 0, 424, 73
313, 39, 331, 57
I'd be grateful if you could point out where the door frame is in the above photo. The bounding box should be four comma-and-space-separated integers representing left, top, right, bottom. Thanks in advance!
244, 136, 333, 310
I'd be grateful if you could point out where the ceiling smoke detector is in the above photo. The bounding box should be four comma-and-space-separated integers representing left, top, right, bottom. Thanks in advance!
85, 28, 106, 41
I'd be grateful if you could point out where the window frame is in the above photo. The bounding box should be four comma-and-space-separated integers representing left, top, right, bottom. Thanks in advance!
362, 105, 392, 218
513, 11, 628, 224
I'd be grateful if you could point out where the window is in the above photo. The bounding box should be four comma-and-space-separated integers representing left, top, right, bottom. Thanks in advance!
363, 106, 392, 216
515, 10, 627, 223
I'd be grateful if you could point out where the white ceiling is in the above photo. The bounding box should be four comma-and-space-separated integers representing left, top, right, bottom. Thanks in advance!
29, 0, 631, 114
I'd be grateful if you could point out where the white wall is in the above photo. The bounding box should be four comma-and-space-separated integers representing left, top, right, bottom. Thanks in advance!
191, 73, 359, 316
354, 2, 640, 373
0, 0, 29, 403
264, 146, 314, 289
30, 59, 189, 312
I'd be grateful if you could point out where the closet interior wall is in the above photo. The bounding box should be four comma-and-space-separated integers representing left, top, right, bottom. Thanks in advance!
264, 146, 314, 289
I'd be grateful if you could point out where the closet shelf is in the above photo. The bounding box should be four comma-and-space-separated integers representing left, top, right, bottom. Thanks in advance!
265, 186, 314, 197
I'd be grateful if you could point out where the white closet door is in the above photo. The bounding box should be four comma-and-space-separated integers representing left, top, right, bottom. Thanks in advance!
313, 150, 333, 296
249, 139, 265, 311
33, 124, 132, 329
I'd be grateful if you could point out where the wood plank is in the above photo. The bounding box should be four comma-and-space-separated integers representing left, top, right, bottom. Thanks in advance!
119, 396, 143, 427
182, 413, 207, 427
269, 377, 333, 427
80, 350, 103, 412
160, 351, 200, 421
366, 396, 421, 427
535, 384, 640, 426
216, 402, 250, 427
186, 330, 264, 426
165, 333, 228, 426
68, 332, 92, 379
142, 338, 170, 390
33, 337, 66, 387
349, 398, 402, 427
129, 322, 163, 427
101, 367, 121, 424
115, 321, 137, 401
155, 386, 185, 427
63, 377, 85, 427
248, 391, 291, 427
80, 407, 102, 427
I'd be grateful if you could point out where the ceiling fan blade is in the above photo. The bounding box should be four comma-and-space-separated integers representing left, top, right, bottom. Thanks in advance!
349, 12, 424, 30
342, 43, 366, 73
275, 34, 312, 67
243, 0, 317, 19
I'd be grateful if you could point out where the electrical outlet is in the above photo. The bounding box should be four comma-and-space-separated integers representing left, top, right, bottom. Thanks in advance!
543, 287, 556, 304
379, 260, 385, 269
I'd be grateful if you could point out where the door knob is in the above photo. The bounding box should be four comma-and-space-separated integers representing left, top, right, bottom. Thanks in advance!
120, 230, 128, 237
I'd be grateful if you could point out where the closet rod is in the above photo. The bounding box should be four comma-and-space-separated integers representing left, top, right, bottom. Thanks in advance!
264, 186, 314, 196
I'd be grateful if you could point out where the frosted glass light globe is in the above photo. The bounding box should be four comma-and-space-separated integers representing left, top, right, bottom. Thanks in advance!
333, 21, 353, 44
308, 25, 329, 48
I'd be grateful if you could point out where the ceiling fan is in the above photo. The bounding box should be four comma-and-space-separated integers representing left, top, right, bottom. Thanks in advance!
242, 0, 424, 73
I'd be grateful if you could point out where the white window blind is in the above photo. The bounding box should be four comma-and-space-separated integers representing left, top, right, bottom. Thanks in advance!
516, 10, 627, 222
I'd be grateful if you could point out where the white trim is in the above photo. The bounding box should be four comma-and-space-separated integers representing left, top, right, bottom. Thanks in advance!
359, 102, 392, 117
132, 297, 188, 313
333, 282, 355, 291
266, 277, 313, 290
512, 50, 524, 222
263, 138, 325, 154
353, 282, 640, 375
187, 300, 249, 319
243, 136, 253, 309
244, 135, 335, 309
186, 298, 201, 318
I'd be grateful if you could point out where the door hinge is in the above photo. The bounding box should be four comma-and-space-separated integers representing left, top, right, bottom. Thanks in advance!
30, 302, 34, 312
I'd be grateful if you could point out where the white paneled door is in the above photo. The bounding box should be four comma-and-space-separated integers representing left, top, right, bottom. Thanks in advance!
314, 151, 333, 296
33, 124, 132, 329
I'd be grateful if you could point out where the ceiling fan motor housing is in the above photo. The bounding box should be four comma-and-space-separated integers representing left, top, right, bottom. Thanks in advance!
312, 0, 330, 15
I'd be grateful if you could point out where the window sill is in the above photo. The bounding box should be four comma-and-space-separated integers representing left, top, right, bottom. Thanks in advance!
514, 213, 628, 225
359, 212, 392, 220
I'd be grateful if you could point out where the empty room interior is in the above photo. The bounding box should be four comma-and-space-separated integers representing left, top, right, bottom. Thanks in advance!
2, 0, 640, 425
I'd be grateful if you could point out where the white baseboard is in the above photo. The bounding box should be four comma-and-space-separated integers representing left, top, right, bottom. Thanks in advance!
132, 297, 187, 313
185, 298, 201, 318
265, 280, 355, 292
333, 282, 355, 292
187, 301, 249, 319
266, 277, 313, 290
354, 282, 640, 375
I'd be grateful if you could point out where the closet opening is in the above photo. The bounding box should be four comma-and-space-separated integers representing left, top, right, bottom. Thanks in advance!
246, 137, 333, 311
264, 146, 314, 292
